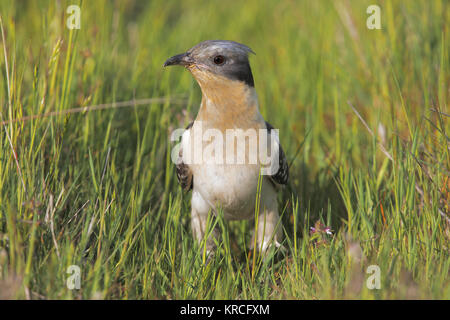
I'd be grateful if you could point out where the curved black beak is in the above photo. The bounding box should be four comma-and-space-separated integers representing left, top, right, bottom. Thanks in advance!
163, 52, 193, 67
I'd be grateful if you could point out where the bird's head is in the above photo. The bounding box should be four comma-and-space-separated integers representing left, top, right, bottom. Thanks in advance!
164, 40, 255, 88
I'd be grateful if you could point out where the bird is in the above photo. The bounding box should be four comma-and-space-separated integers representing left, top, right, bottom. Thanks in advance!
164, 40, 288, 256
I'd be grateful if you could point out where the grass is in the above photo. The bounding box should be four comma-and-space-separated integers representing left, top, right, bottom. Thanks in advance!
0, 0, 448, 299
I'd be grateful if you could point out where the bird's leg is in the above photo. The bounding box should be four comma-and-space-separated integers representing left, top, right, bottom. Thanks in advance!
251, 183, 283, 254
191, 191, 220, 260
254, 207, 283, 253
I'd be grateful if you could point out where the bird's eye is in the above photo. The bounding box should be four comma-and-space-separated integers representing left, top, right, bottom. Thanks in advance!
213, 55, 226, 65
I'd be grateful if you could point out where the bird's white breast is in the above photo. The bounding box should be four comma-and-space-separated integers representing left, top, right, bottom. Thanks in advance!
181, 125, 263, 220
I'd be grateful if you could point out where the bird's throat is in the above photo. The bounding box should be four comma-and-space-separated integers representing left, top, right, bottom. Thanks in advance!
191, 69, 261, 130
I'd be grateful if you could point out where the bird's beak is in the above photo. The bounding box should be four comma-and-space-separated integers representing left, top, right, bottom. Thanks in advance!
163, 52, 194, 67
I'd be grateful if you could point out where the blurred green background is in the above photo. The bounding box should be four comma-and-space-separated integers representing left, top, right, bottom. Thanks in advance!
0, 0, 448, 299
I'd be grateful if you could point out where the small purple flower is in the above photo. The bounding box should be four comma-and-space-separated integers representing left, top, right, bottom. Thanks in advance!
310, 222, 333, 236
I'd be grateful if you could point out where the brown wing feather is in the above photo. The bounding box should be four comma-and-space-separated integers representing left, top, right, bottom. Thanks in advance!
265, 121, 289, 185
176, 122, 194, 191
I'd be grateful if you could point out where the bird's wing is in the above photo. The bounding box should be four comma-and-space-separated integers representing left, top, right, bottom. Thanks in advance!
175, 122, 194, 191
265, 121, 289, 185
